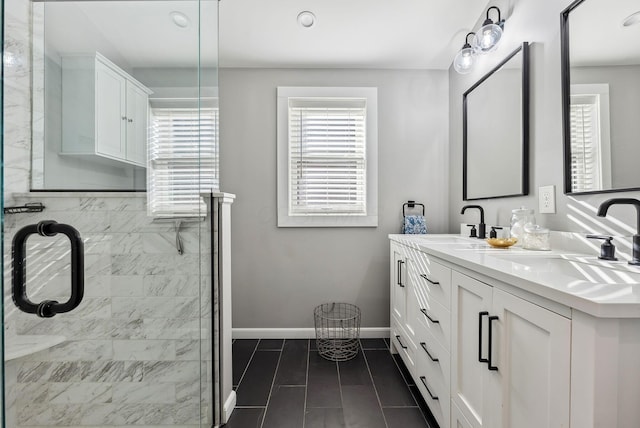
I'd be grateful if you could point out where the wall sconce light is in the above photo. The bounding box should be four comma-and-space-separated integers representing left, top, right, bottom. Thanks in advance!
453, 32, 476, 74
472, 6, 505, 54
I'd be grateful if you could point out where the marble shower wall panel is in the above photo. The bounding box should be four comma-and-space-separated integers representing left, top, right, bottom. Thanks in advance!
3, 193, 212, 427
4, 0, 33, 202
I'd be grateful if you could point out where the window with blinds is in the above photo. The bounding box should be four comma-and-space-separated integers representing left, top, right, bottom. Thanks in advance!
288, 99, 367, 215
276, 87, 378, 228
147, 106, 219, 218
570, 98, 599, 192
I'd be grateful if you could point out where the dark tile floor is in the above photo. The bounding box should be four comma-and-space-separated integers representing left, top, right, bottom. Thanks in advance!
224, 337, 438, 428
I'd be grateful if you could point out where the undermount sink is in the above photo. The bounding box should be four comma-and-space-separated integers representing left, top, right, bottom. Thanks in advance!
490, 253, 640, 285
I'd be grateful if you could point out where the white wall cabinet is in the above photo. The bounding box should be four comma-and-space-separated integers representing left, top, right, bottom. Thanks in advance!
391, 239, 571, 428
62, 53, 152, 167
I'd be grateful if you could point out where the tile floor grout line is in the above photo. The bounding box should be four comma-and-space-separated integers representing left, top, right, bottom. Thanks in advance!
361, 348, 390, 428
335, 347, 346, 426
388, 348, 433, 426
259, 342, 285, 428
236, 339, 260, 389
302, 338, 310, 428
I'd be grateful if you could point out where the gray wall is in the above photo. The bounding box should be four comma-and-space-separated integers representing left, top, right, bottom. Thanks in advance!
449, 0, 640, 244
220, 68, 449, 328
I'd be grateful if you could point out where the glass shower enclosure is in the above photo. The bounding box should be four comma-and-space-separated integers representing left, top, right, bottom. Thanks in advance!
2, 0, 220, 426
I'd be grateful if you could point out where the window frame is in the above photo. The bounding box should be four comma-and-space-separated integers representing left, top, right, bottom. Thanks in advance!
276, 86, 378, 228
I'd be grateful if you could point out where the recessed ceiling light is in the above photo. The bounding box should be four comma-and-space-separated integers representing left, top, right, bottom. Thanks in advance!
297, 11, 316, 28
170, 11, 190, 28
623, 11, 640, 27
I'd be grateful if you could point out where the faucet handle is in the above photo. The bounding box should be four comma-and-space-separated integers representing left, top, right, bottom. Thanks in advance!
467, 224, 477, 238
586, 234, 618, 261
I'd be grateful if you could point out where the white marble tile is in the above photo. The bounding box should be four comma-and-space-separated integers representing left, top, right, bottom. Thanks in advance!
112, 339, 175, 361
112, 254, 199, 276
110, 233, 143, 254
143, 361, 200, 383
143, 275, 199, 297
76, 403, 146, 426
141, 318, 201, 340
112, 382, 176, 404
175, 340, 200, 361
111, 296, 199, 320
23, 340, 113, 361
110, 275, 144, 297
48, 383, 112, 404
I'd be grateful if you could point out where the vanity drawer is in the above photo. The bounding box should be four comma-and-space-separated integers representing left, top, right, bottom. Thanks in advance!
412, 292, 451, 351
415, 332, 450, 428
391, 321, 416, 377
407, 249, 452, 310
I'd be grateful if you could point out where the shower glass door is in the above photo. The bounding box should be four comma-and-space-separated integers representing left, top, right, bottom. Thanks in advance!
2, 0, 219, 426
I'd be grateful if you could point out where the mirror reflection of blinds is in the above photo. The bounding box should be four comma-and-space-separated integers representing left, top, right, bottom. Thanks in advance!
148, 107, 219, 218
570, 95, 600, 192
288, 99, 367, 215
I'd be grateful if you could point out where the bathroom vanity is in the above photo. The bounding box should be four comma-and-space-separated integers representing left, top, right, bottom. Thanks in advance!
389, 234, 640, 428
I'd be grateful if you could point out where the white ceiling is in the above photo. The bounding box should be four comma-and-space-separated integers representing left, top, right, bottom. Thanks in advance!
43, 0, 487, 70
569, 0, 640, 66
218, 0, 487, 69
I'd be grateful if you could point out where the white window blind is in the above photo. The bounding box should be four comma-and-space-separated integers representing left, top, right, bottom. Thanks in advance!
288, 98, 367, 216
148, 107, 219, 218
570, 95, 600, 192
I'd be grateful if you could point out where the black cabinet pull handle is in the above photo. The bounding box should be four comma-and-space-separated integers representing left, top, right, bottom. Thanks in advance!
420, 308, 439, 324
478, 311, 489, 363
420, 342, 439, 362
419, 273, 439, 285
12, 221, 84, 318
395, 335, 407, 349
397, 260, 405, 287
419, 376, 439, 400
488, 315, 499, 371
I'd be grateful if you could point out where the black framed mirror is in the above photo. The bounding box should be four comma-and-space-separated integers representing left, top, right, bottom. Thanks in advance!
463, 42, 530, 201
561, 0, 640, 195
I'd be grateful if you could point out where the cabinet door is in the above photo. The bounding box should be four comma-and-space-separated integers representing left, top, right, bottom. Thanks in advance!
391, 245, 407, 326
126, 82, 148, 166
451, 271, 492, 428
95, 61, 126, 160
489, 288, 571, 428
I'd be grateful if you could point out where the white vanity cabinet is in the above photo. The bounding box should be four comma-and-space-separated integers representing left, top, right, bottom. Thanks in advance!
390, 237, 573, 428
451, 271, 571, 428
61, 53, 152, 167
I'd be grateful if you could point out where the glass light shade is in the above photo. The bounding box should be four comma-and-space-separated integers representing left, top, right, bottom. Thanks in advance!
453, 46, 475, 74
472, 23, 503, 54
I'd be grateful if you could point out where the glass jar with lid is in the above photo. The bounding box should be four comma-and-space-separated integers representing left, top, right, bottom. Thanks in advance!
522, 224, 551, 251
510, 207, 535, 245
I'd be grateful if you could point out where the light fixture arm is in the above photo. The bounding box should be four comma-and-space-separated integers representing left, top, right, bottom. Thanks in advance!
463, 32, 476, 48
484, 6, 505, 28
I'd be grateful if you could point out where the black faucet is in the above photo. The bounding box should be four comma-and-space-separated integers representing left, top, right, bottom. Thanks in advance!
461, 205, 486, 239
596, 198, 640, 266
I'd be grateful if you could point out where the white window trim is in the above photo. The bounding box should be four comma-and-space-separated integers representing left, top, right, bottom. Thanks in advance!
570, 83, 612, 191
277, 86, 378, 227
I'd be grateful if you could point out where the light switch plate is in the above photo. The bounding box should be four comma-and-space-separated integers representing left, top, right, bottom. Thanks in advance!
539, 185, 556, 214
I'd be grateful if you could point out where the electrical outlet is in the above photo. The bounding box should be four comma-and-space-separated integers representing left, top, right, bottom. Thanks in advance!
539, 185, 556, 214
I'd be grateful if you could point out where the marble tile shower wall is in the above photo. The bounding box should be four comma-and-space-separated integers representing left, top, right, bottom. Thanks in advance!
3, 193, 213, 427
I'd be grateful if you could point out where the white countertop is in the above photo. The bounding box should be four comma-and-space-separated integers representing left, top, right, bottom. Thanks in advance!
389, 234, 640, 318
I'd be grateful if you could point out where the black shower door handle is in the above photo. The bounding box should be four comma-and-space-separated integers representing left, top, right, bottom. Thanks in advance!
12, 221, 84, 318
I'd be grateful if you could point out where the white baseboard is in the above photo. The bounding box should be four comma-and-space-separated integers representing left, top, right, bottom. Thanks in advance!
221, 390, 236, 425
232, 327, 390, 340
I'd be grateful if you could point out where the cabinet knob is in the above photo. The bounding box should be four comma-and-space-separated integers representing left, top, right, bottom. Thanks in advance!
121, 116, 127, 121
128, 119, 133, 123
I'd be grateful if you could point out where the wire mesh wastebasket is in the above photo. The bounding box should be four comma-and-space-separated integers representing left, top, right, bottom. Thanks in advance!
314, 302, 361, 361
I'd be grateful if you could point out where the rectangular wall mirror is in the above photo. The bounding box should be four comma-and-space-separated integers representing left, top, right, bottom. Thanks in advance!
561, 0, 640, 195
463, 42, 530, 201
